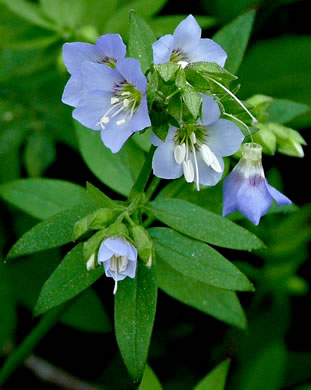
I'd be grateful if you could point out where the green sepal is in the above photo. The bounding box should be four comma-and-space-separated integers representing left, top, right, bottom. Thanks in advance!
253, 123, 277, 155
129, 224, 153, 266
246, 94, 274, 123
186, 61, 237, 82
175, 67, 187, 89
72, 207, 124, 241
268, 122, 306, 157
155, 63, 180, 82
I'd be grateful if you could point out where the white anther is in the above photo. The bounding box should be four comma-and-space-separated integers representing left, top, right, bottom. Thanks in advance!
111, 97, 119, 105
210, 155, 223, 173
183, 159, 194, 183
174, 143, 186, 164
200, 144, 214, 166
102, 116, 110, 124
178, 60, 188, 69
190, 132, 197, 144
119, 255, 128, 272
121, 91, 131, 96
116, 119, 126, 126
123, 98, 130, 108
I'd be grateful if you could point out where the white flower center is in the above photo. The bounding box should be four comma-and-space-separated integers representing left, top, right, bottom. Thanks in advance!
110, 255, 128, 294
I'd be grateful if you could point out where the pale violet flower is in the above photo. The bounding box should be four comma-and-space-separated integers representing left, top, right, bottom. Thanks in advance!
153, 14, 227, 68
72, 57, 151, 153
223, 143, 292, 225
151, 95, 244, 190
62, 34, 126, 107
98, 237, 137, 294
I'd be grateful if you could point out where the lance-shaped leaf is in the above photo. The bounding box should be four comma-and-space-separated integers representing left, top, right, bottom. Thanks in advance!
128, 11, 156, 74
213, 10, 256, 74
0, 179, 90, 220
6, 202, 97, 261
139, 365, 163, 390
145, 199, 264, 250
150, 228, 254, 291
156, 255, 246, 329
193, 359, 231, 390
114, 263, 157, 383
34, 244, 104, 316
75, 122, 145, 196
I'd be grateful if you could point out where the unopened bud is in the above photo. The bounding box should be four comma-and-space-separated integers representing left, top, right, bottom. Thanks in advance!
129, 224, 153, 265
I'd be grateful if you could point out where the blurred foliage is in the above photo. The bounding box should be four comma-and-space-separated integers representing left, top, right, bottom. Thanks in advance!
0, 0, 310, 389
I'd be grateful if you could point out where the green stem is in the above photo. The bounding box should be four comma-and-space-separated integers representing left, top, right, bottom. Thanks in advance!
0, 304, 67, 386
145, 176, 161, 202
129, 145, 156, 199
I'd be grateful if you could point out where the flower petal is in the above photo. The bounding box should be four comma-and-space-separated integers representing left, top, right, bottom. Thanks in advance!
131, 94, 151, 132
104, 238, 131, 257
196, 152, 224, 186
98, 243, 114, 263
205, 119, 244, 156
223, 171, 241, 217
152, 130, 183, 179
189, 38, 227, 67
101, 121, 133, 153
150, 132, 163, 147
125, 260, 137, 278
116, 58, 147, 92
236, 178, 273, 225
152, 34, 174, 64
266, 182, 292, 205
95, 33, 126, 60
62, 42, 100, 75
73, 90, 112, 130
173, 14, 201, 54
80, 61, 123, 92
62, 74, 86, 107
200, 95, 221, 126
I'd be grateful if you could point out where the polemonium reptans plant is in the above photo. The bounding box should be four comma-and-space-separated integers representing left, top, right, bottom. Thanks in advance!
1, 9, 308, 389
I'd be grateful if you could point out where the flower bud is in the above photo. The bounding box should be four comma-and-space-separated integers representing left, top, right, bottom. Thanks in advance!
129, 224, 154, 267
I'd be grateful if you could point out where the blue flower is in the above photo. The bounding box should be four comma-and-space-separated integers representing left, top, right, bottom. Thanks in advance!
72, 57, 151, 153
223, 143, 292, 225
62, 34, 126, 107
153, 15, 227, 68
98, 237, 137, 294
151, 95, 244, 190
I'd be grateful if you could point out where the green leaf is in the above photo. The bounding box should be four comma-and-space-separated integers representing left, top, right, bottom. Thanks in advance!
75, 122, 145, 196
238, 35, 311, 127
155, 63, 180, 82
115, 263, 157, 383
268, 99, 310, 124
6, 202, 97, 261
2, 0, 57, 30
213, 10, 256, 74
86, 182, 115, 208
145, 199, 264, 250
181, 85, 202, 119
139, 365, 163, 390
128, 11, 156, 74
34, 244, 104, 316
0, 178, 90, 220
193, 359, 231, 390
186, 61, 237, 81
150, 228, 254, 291
61, 289, 111, 333
156, 257, 246, 329
40, 0, 85, 29
23, 133, 56, 177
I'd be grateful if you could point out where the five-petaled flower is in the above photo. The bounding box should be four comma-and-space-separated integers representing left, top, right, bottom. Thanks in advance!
98, 237, 137, 294
222, 142, 292, 225
72, 57, 151, 153
152, 14, 227, 68
62, 34, 126, 107
151, 95, 244, 190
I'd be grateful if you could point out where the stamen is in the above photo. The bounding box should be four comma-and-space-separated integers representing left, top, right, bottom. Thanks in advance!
200, 144, 214, 166
121, 91, 131, 96
111, 97, 119, 105
190, 134, 200, 191
183, 159, 194, 183
174, 143, 186, 164
190, 132, 197, 144
116, 119, 126, 126
210, 155, 223, 173
123, 98, 130, 108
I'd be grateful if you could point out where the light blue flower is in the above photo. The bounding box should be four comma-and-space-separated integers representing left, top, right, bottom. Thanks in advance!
72, 57, 151, 153
62, 34, 126, 107
151, 95, 244, 190
98, 237, 137, 294
153, 14, 227, 68
223, 143, 292, 225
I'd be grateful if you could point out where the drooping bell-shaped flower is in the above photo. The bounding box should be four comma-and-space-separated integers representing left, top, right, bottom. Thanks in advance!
223, 143, 292, 225
98, 237, 137, 294
153, 14, 227, 68
72, 57, 151, 153
151, 95, 244, 190
62, 34, 126, 107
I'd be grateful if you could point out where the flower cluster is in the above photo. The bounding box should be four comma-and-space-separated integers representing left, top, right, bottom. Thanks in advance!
62, 13, 295, 281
